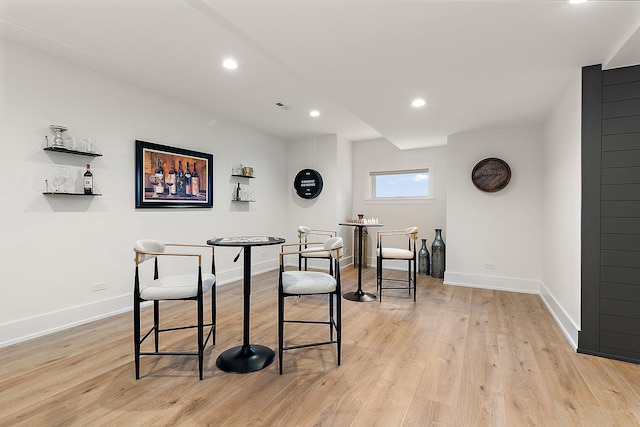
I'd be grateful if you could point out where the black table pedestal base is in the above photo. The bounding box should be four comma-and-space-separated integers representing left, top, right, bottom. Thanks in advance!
343, 290, 377, 302
216, 344, 275, 373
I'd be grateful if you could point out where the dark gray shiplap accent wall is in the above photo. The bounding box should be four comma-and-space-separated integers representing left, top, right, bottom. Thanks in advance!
580, 63, 640, 364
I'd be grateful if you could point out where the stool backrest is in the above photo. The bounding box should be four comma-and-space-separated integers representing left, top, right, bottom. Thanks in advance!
324, 236, 344, 260
297, 225, 311, 238
297, 225, 336, 242
134, 239, 165, 264
405, 227, 419, 241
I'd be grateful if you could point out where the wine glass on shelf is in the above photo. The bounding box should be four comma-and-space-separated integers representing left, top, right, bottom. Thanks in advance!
51, 165, 65, 193
86, 138, 96, 153
61, 166, 73, 192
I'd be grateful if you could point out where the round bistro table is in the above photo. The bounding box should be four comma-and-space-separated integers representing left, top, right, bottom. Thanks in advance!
207, 236, 285, 373
338, 222, 383, 302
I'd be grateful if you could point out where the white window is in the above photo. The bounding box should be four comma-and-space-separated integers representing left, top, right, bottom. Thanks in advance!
370, 169, 430, 199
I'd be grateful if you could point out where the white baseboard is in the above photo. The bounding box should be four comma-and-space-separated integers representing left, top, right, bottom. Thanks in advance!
341, 256, 352, 269
0, 293, 132, 348
539, 281, 579, 350
444, 271, 540, 294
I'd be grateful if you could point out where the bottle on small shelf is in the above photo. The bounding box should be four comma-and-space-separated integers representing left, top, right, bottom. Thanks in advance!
84, 164, 93, 194
231, 168, 255, 202
232, 183, 255, 202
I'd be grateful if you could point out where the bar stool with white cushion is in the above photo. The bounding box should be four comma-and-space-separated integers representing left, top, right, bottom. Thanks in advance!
133, 239, 216, 380
376, 227, 418, 302
297, 226, 337, 274
278, 236, 343, 374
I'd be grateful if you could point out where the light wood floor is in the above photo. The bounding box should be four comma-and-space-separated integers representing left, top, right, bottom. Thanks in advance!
1, 266, 639, 426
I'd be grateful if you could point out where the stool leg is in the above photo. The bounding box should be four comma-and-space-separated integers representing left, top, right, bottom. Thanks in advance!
407, 259, 411, 295
278, 289, 285, 375
153, 301, 160, 353
211, 285, 216, 345
337, 291, 342, 365
198, 294, 204, 380
377, 256, 380, 297
413, 257, 417, 302
329, 292, 334, 342
336, 261, 342, 366
378, 257, 383, 302
134, 294, 141, 380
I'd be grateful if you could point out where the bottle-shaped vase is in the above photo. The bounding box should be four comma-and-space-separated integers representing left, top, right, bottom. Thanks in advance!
418, 238, 430, 276
431, 229, 445, 278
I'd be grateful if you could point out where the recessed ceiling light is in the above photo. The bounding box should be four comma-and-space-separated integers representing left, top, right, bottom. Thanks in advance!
411, 98, 426, 108
222, 58, 238, 70
569, 0, 587, 4
309, 110, 320, 117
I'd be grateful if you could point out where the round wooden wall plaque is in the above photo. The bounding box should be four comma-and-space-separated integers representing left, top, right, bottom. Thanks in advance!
293, 169, 323, 199
472, 158, 511, 192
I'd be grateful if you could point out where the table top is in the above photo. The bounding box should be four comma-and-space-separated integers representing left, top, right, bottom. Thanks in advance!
339, 222, 383, 227
207, 236, 285, 247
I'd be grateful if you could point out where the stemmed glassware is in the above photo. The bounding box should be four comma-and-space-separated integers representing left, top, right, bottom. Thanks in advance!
51, 165, 71, 193
49, 125, 67, 147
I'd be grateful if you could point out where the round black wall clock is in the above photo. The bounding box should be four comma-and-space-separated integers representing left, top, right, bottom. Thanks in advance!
294, 169, 323, 199
472, 158, 511, 192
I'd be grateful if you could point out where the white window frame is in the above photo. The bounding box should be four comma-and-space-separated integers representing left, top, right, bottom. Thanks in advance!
366, 168, 433, 205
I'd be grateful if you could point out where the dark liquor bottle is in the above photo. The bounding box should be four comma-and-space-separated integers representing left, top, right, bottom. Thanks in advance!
185, 162, 192, 196
176, 160, 186, 197
83, 164, 93, 194
235, 182, 241, 201
154, 158, 164, 195
191, 162, 200, 196
168, 160, 176, 195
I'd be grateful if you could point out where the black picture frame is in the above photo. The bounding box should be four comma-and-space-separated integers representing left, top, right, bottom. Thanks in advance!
135, 140, 213, 208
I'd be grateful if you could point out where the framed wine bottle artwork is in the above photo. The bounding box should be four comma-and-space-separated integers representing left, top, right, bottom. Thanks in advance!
135, 140, 213, 208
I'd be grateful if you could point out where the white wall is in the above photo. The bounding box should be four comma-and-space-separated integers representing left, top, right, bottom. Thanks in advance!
541, 72, 582, 348
336, 135, 354, 255
0, 37, 585, 352
0, 39, 289, 346
445, 127, 543, 293
351, 138, 447, 266
286, 134, 353, 266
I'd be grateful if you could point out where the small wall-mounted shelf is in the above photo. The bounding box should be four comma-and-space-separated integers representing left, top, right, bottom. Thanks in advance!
43, 134, 102, 196
43, 192, 102, 196
44, 146, 102, 157
231, 173, 255, 203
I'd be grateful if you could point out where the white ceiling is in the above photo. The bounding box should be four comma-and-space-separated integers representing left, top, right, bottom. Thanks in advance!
2, 0, 640, 149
